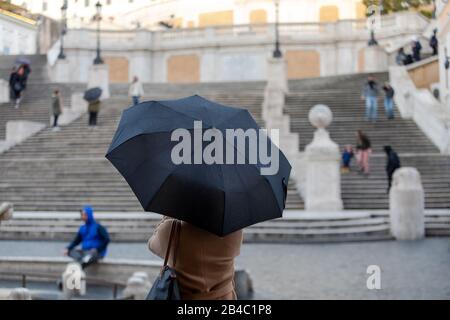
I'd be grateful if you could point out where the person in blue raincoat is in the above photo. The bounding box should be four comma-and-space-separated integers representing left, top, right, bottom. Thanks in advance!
64, 206, 110, 269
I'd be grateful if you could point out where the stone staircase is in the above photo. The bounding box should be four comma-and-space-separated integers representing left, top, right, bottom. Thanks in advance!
0, 54, 85, 139
0, 71, 448, 216
285, 72, 450, 209
0, 92, 303, 212
1, 210, 449, 243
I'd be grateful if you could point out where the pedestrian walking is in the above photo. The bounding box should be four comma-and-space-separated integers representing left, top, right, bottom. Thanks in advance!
382, 82, 395, 120
129, 76, 144, 106
384, 146, 401, 193
9, 66, 25, 109
362, 75, 379, 122
88, 99, 101, 126
356, 130, 372, 176
51, 89, 63, 130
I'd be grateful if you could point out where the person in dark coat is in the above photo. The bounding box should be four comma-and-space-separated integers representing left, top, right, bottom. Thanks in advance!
382, 82, 395, 119
9, 66, 25, 109
430, 29, 438, 56
51, 89, 63, 130
412, 38, 422, 62
384, 146, 401, 193
64, 206, 110, 269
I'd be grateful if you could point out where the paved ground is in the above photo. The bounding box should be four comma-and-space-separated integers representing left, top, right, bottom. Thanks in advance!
1, 239, 450, 299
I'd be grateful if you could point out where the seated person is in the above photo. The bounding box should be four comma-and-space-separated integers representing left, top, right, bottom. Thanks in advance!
64, 206, 110, 269
342, 145, 354, 173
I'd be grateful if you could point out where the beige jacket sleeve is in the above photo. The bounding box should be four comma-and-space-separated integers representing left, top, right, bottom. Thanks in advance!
148, 216, 173, 259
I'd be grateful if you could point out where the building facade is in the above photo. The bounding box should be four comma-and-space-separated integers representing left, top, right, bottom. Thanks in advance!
0, 7, 37, 55
11, 0, 368, 29
47, 11, 429, 84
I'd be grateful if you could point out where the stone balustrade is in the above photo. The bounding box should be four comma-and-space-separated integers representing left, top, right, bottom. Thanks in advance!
0, 121, 46, 154
47, 11, 428, 83
390, 65, 450, 155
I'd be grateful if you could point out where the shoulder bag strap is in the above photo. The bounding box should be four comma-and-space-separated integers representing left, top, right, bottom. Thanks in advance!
162, 219, 182, 268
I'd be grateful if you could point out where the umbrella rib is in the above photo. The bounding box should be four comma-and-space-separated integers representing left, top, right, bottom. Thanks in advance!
156, 101, 213, 127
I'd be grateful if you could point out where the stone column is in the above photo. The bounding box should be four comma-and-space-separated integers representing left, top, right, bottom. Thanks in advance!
88, 64, 110, 99
389, 167, 425, 240
363, 45, 388, 73
304, 105, 343, 211
51, 59, 71, 83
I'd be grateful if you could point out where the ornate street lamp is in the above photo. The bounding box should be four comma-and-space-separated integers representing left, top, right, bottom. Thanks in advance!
93, 1, 104, 65
273, 0, 282, 58
58, 0, 68, 60
368, 0, 382, 46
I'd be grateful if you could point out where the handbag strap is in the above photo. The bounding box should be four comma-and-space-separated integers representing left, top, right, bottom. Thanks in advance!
162, 220, 181, 268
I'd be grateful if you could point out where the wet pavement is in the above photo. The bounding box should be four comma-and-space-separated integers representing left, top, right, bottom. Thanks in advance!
1, 239, 450, 299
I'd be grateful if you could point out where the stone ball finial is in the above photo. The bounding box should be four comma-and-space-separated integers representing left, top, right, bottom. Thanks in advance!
0, 202, 13, 221
309, 104, 333, 129
8, 288, 32, 300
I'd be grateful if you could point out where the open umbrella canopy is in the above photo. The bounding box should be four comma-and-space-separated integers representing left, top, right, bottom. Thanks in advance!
84, 87, 102, 102
15, 57, 31, 66
106, 95, 291, 236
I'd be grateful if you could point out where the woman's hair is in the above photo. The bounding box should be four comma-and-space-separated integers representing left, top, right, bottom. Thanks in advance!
357, 130, 366, 141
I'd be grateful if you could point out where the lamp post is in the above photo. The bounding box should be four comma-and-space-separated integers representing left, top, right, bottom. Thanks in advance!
93, 1, 104, 65
272, 0, 282, 58
432, 0, 437, 20
368, 0, 382, 46
57, 1, 68, 60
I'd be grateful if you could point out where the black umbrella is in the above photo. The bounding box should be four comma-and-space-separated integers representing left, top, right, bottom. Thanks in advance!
15, 57, 31, 66
84, 87, 102, 102
106, 95, 291, 236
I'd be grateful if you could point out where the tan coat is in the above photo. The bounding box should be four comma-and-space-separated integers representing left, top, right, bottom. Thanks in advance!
88, 100, 101, 113
148, 217, 243, 300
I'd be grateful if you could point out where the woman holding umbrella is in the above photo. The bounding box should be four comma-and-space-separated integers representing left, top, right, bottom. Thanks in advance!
9, 66, 25, 109
84, 87, 102, 127
106, 95, 291, 300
